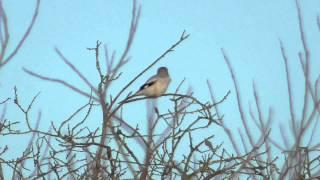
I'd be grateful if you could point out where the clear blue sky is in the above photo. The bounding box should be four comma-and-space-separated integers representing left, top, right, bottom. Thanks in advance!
1, 0, 320, 176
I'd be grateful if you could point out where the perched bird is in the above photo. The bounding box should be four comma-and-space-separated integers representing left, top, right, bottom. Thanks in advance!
135, 67, 171, 97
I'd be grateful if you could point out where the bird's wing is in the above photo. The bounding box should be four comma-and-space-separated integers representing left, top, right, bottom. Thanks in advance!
139, 75, 158, 91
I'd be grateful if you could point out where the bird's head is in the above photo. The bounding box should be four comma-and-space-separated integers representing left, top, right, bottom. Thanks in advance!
157, 67, 169, 77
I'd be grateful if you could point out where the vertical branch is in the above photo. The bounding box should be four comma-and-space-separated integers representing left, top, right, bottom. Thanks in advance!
221, 48, 255, 149
0, 163, 3, 180
298, 55, 319, 113
93, 2, 141, 179
0, 98, 9, 124
307, 113, 320, 147
252, 82, 275, 178
103, 0, 141, 95
17, 112, 42, 173
238, 129, 249, 153
140, 100, 156, 179
87, 41, 104, 82
207, 80, 241, 155
279, 40, 298, 139
0, 0, 9, 64
295, 0, 310, 133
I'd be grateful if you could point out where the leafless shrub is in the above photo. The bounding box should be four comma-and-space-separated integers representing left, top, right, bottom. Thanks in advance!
1, 0, 319, 179
208, 0, 320, 179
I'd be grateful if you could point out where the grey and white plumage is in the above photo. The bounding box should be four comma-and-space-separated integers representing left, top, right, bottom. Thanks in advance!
135, 67, 171, 97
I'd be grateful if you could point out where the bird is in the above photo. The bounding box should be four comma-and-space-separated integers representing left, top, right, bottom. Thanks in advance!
135, 67, 171, 97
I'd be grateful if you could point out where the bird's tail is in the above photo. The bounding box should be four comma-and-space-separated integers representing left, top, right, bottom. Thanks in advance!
134, 90, 143, 96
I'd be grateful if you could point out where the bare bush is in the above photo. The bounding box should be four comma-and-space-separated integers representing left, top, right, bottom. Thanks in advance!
0, 0, 319, 179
